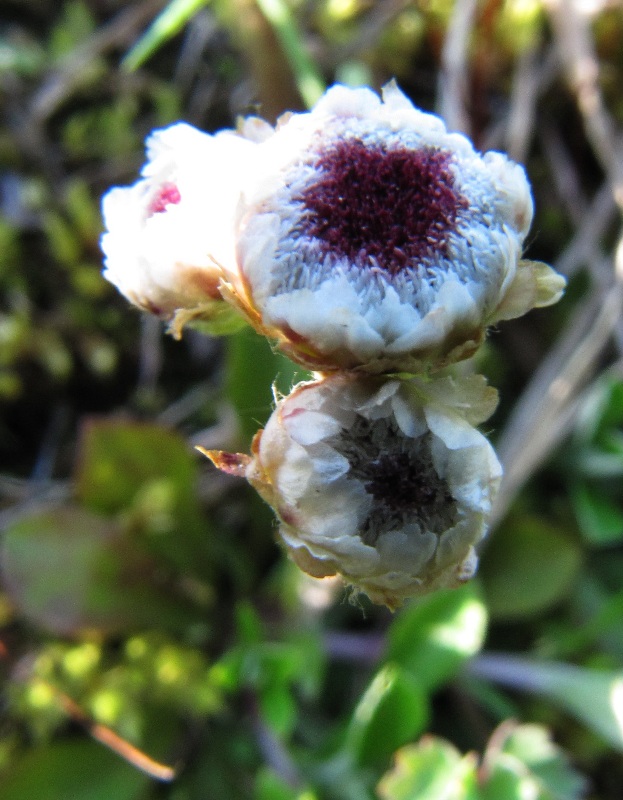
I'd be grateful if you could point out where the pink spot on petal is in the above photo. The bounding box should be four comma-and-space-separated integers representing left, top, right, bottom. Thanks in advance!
147, 182, 181, 216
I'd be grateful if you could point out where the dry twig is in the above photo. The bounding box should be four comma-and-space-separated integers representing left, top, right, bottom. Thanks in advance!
544, 0, 623, 208
438, 0, 478, 134
30, 0, 167, 124
491, 0, 623, 524
492, 241, 623, 526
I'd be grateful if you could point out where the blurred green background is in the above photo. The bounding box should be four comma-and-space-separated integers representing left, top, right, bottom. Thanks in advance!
2, 0, 623, 797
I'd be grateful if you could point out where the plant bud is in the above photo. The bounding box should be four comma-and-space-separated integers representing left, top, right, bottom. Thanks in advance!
203, 373, 502, 609
222, 82, 564, 372
101, 122, 256, 335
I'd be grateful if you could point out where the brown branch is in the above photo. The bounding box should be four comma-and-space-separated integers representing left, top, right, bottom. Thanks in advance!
50, 684, 177, 782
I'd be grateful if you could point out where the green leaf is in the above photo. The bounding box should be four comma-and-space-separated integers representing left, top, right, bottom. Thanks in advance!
598, 381, 623, 431
235, 601, 266, 645
76, 419, 197, 517
259, 681, 297, 737
571, 481, 623, 546
48, 0, 96, 60
74, 418, 210, 576
535, 665, 623, 751
459, 674, 521, 721
473, 655, 623, 751
255, 770, 294, 800
64, 178, 101, 241
561, 579, 623, 659
223, 625, 314, 736
255, 768, 299, 800
379, 723, 587, 800
377, 737, 478, 800
123, 0, 211, 71
480, 758, 532, 800
385, 583, 487, 691
0, 34, 45, 76
0, 507, 196, 636
225, 328, 308, 445
345, 664, 428, 770
3, 740, 148, 800
573, 378, 623, 445
255, 768, 318, 800
479, 516, 582, 620
187, 307, 249, 336
499, 724, 588, 800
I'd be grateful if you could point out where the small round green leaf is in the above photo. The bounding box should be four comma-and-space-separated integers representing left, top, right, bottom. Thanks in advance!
479, 516, 581, 620
377, 737, 478, 800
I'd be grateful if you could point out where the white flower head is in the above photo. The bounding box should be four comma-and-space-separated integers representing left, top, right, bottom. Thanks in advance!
226, 82, 563, 372
101, 122, 257, 335
206, 373, 502, 609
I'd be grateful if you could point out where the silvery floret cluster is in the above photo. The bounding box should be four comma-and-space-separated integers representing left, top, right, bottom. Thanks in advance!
101, 82, 565, 609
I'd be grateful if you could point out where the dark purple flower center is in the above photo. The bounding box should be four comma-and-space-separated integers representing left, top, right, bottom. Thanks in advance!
299, 138, 467, 275
332, 417, 458, 543
363, 450, 449, 515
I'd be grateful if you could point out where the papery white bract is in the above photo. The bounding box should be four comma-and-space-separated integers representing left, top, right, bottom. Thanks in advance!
206, 373, 502, 609
101, 122, 256, 335
224, 82, 564, 372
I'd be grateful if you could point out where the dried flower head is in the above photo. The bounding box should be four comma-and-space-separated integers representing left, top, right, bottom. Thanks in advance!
203, 373, 502, 609
224, 82, 565, 373
101, 122, 256, 335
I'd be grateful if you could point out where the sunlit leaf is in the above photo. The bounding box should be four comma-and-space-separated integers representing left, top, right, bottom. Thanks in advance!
534, 665, 623, 752
123, 0, 211, 71
499, 724, 588, 800
377, 737, 478, 800
345, 664, 428, 770
479, 758, 531, 800
0, 34, 45, 76
385, 583, 487, 691
379, 723, 587, 800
